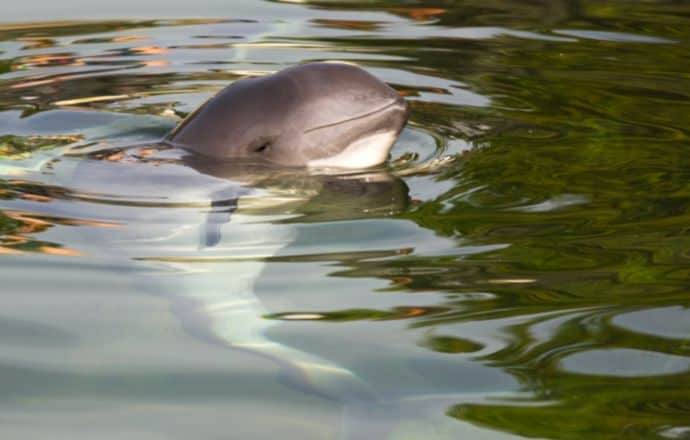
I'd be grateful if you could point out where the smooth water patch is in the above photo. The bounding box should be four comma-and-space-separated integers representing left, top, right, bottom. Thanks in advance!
613, 307, 690, 341
561, 348, 690, 377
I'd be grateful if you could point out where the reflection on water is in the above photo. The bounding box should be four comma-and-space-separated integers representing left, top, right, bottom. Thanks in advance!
1, 1, 690, 439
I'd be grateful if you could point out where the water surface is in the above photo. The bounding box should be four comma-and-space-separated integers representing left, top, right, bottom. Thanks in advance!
1, 1, 689, 439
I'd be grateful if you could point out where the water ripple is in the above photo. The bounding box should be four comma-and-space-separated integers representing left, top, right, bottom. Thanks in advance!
1, 1, 690, 438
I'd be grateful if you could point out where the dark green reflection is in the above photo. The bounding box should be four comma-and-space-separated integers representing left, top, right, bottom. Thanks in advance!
266, 1, 690, 438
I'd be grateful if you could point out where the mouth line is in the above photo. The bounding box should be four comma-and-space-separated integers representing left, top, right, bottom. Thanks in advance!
303, 98, 406, 134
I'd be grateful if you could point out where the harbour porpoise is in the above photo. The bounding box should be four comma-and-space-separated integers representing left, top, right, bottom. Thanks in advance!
166, 62, 410, 168
57, 61, 419, 438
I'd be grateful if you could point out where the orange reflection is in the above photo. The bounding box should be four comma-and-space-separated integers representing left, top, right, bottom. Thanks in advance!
0, 209, 119, 256
39, 246, 82, 256
17, 36, 56, 50
141, 60, 170, 67
390, 276, 413, 286
137, 148, 157, 157
19, 193, 53, 203
87, 145, 176, 166
19, 53, 84, 68
52, 95, 130, 106
390, 7, 446, 21
131, 45, 169, 55
105, 151, 127, 162
388, 306, 441, 319
10, 78, 57, 89
112, 35, 148, 43
4, 210, 120, 230
1, 234, 31, 246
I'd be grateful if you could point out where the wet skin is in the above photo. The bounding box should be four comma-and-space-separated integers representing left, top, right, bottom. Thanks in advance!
166, 62, 410, 168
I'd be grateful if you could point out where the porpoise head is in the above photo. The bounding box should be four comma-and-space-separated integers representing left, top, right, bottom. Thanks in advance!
166, 62, 409, 168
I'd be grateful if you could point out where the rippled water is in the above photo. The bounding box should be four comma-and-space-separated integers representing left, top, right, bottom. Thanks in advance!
1, 1, 689, 439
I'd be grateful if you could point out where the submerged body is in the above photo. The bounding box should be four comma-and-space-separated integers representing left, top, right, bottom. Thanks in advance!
55, 63, 412, 437
166, 62, 410, 168
63, 146, 410, 414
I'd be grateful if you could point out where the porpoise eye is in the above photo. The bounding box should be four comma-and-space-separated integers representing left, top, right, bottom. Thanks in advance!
252, 139, 272, 153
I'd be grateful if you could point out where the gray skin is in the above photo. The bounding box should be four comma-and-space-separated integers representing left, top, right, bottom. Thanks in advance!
165, 62, 410, 167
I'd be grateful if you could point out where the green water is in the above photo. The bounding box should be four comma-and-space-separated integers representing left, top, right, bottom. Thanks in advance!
1, 1, 689, 439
